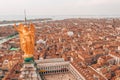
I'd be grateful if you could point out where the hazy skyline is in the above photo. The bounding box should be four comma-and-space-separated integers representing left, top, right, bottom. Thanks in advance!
0, 0, 120, 15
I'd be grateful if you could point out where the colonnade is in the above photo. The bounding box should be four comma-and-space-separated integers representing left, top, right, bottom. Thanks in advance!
38, 61, 69, 75
36, 58, 85, 80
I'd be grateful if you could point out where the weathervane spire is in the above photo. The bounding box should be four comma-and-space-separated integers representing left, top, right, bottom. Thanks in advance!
24, 9, 27, 23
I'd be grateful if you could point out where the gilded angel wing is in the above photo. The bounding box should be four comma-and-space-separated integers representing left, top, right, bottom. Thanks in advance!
29, 23, 35, 53
30, 23, 35, 33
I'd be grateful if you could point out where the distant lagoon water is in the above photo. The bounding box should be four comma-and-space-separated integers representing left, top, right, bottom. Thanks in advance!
0, 15, 120, 21
0, 15, 120, 26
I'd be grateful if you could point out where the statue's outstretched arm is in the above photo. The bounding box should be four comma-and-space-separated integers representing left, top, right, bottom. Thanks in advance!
14, 24, 22, 33
14, 24, 18, 31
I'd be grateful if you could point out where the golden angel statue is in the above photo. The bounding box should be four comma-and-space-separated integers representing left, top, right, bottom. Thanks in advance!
14, 23, 35, 60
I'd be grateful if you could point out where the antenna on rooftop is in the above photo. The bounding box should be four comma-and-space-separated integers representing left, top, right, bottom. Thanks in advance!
24, 9, 27, 24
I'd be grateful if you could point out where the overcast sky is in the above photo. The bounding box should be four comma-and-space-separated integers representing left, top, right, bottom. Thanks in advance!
0, 0, 120, 15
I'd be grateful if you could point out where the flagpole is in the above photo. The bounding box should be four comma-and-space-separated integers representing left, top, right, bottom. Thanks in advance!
24, 9, 27, 24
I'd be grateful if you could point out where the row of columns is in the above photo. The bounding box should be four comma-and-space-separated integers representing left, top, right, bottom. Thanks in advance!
39, 64, 69, 75
69, 64, 85, 80
38, 62, 85, 80
109, 54, 120, 64
115, 57, 120, 64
